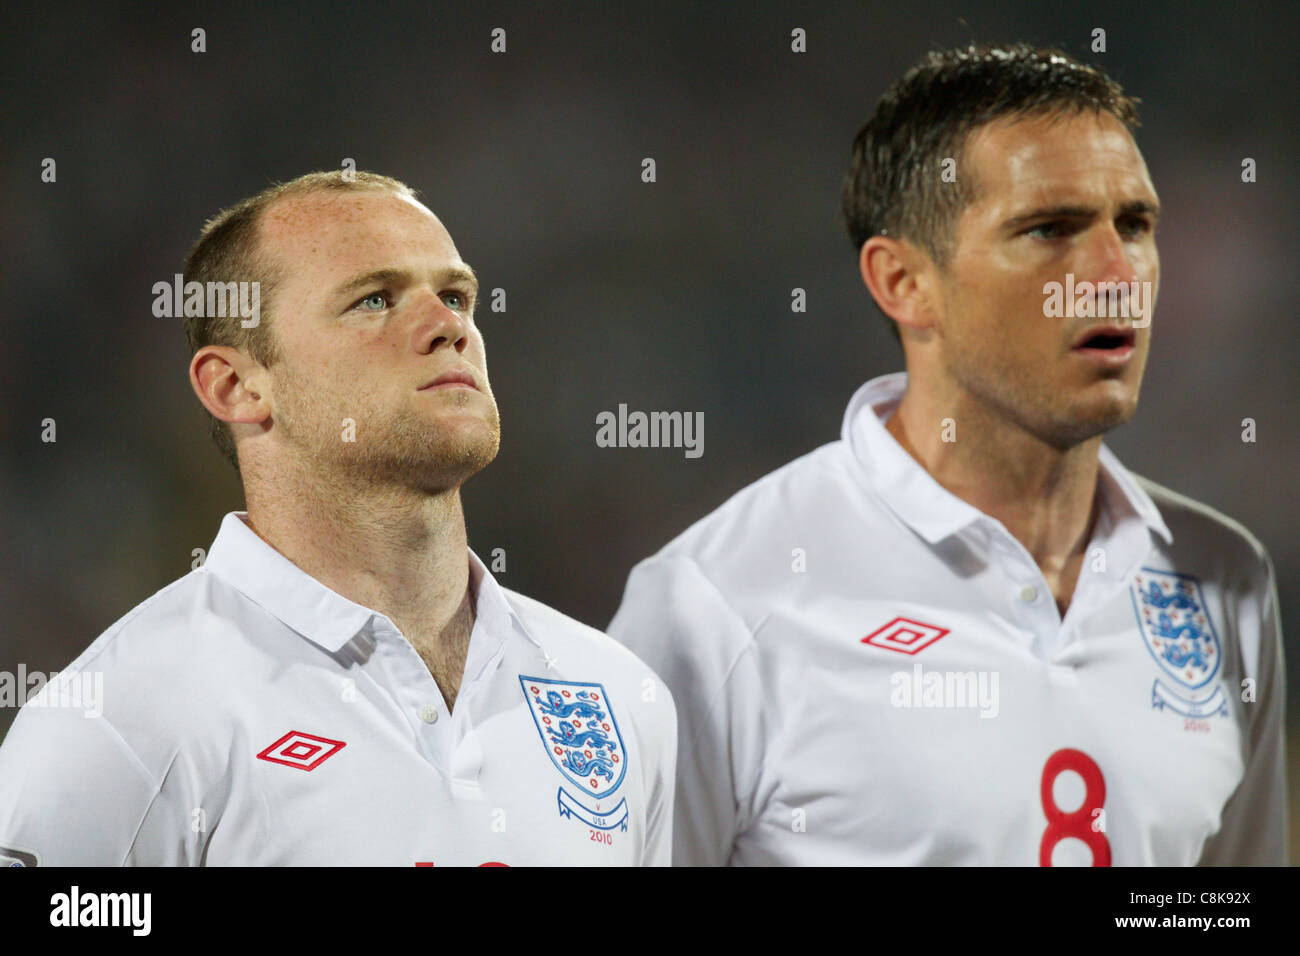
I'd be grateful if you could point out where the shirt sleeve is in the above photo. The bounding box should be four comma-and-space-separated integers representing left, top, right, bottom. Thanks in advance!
1197, 547, 1288, 865
0, 701, 163, 866
639, 682, 677, 867
609, 555, 769, 867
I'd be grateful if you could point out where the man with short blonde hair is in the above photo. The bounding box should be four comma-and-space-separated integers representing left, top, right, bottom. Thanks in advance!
0, 171, 676, 866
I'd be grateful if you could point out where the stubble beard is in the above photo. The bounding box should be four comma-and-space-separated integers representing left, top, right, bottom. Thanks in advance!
942, 324, 1142, 453
273, 369, 502, 496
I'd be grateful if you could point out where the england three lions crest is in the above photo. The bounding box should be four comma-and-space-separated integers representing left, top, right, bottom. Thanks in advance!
520, 677, 627, 797
1129, 568, 1228, 719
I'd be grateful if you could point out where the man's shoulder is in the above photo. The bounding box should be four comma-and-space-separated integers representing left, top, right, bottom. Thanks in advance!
502, 587, 677, 735
502, 587, 665, 681
1135, 473, 1272, 572
3, 569, 252, 776
659, 438, 854, 560
57, 571, 213, 678
625, 439, 860, 612
32, 566, 279, 727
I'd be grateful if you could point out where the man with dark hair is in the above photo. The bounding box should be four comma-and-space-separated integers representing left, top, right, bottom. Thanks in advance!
0, 171, 676, 866
610, 44, 1285, 865
841, 44, 1141, 344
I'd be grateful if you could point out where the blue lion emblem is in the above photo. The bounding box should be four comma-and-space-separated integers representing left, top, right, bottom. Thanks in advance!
1149, 611, 1213, 671
547, 719, 615, 753
536, 690, 605, 721
561, 748, 617, 782
1130, 568, 1222, 699
520, 676, 628, 797
1141, 580, 1198, 610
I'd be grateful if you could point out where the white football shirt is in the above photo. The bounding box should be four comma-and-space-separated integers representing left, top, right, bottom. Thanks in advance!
0, 512, 676, 866
609, 372, 1286, 866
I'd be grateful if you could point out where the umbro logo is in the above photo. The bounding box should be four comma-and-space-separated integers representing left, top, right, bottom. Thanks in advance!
257, 730, 347, 771
862, 617, 949, 655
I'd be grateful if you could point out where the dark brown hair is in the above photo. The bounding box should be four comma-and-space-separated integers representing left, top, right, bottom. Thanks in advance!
841, 43, 1141, 339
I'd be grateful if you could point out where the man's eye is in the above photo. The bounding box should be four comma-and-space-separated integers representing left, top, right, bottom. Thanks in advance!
1025, 222, 1066, 240
357, 292, 390, 311
1119, 217, 1153, 238
442, 290, 470, 311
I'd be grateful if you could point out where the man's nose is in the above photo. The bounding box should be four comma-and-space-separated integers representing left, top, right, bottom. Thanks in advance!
411, 290, 469, 354
1084, 222, 1142, 287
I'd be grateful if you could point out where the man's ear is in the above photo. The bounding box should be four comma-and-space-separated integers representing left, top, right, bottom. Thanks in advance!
189, 346, 271, 427
858, 235, 941, 337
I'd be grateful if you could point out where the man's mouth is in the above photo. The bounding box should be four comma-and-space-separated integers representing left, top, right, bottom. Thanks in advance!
419, 370, 479, 391
1071, 326, 1137, 364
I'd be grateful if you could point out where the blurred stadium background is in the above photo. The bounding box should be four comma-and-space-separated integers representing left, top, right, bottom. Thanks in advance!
2, 1, 1296, 862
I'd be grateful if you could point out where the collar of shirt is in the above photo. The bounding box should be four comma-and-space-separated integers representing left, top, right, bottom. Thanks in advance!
202, 511, 524, 674
840, 371, 1173, 552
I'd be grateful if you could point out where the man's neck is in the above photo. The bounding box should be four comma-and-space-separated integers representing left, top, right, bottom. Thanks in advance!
885, 386, 1102, 615
243, 467, 474, 707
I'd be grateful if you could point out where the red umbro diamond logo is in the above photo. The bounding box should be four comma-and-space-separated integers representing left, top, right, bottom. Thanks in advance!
862, 617, 950, 655
257, 730, 347, 772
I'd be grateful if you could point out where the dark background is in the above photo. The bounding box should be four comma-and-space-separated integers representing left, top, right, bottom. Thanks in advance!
3, 1, 1297, 862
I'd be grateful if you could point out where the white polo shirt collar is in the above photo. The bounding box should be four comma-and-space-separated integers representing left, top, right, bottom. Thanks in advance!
203, 512, 525, 670
841, 371, 1172, 550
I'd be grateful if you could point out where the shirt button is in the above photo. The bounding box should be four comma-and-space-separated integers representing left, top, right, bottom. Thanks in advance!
419, 704, 439, 724
1019, 585, 1039, 603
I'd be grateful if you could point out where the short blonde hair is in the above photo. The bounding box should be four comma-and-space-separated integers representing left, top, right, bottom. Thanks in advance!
181, 170, 419, 472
